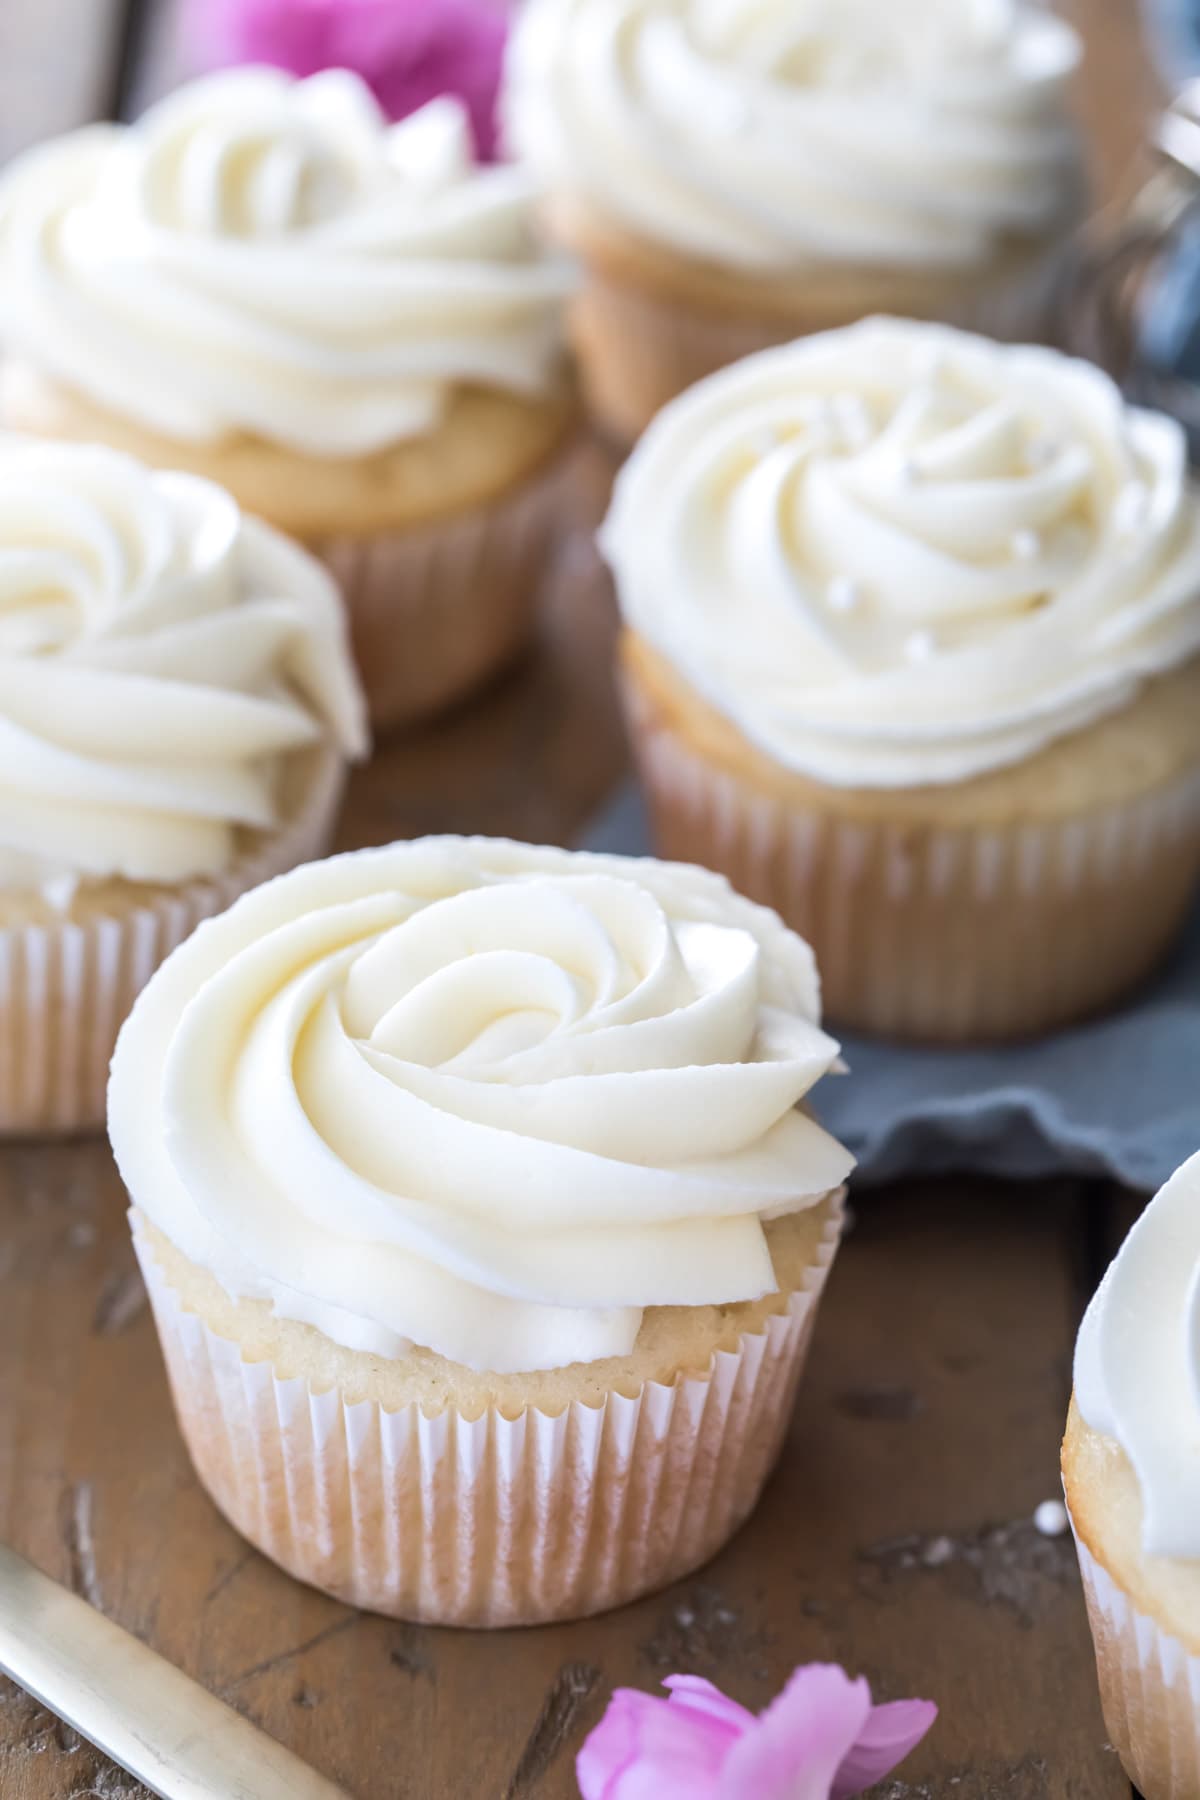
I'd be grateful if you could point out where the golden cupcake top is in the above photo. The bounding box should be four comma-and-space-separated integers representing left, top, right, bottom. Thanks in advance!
0, 436, 365, 897
108, 838, 853, 1373
0, 70, 572, 457
505, 0, 1083, 273
603, 317, 1200, 788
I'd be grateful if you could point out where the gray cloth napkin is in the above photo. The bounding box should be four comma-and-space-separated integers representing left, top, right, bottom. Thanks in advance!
581, 782, 1198, 1191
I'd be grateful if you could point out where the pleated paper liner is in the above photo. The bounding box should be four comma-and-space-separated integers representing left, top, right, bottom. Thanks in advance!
1072, 1522, 1200, 1799
0, 743, 345, 1138
317, 443, 577, 735
623, 676, 1200, 1043
565, 231, 1073, 445
132, 1193, 843, 1629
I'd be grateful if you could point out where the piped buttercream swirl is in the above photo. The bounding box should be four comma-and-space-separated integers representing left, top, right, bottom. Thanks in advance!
1075, 1149, 1200, 1559
0, 71, 571, 456
505, 0, 1083, 272
0, 436, 365, 889
602, 318, 1200, 788
108, 838, 853, 1373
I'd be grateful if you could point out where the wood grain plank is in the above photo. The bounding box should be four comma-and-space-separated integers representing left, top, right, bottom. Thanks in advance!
0, 1168, 1126, 1800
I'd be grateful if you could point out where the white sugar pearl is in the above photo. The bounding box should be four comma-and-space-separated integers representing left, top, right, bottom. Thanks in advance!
1114, 482, 1148, 534
833, 395, 872, 449
1011, 529, 1041, 561
826, 576, 862, 615
41, 875, 79, 914
1033, 1499, 1069, 1538
724, 97, 753, 135
750, 425, 782, 458
905, 630, 937, 663
1026, 437, 1059, 469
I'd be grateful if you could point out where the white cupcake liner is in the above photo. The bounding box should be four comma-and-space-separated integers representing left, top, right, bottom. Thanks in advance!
626, 683, 1200, 1040
317, 445, 575, 734
0, 746, 345, 1139
1072, 1521, 1200, 1797
132, 1195, 843, 1629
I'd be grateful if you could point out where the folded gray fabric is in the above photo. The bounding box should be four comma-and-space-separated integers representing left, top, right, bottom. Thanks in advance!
581, 783, 1197, 1191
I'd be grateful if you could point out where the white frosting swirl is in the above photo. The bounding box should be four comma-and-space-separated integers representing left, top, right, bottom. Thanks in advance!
107, 839, 853, 1374
0, 437, 365, 890
505, 0, 1082, 272
1075, 1150, 1200, 1558
603, 318, 1200, 788
0, 71, 570, 456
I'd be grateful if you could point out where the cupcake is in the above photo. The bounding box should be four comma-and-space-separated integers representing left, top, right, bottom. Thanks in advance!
1064, 1150, 1200, 1799
604, 317, 1200, 1044
504, 0, 1084, 443
0, 69, 578, 730
0, 435, 365, 1135
108, 837, 853, 1627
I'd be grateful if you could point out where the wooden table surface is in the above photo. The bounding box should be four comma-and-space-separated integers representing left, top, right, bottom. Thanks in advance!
0, 3, 1169, 1796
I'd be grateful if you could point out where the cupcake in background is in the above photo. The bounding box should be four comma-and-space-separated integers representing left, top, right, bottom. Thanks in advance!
1064, 1149, 1200, 1799
109, 837, 853, 1627
0, 436, 366, 1135
605, 317, 1200, 1043
504, 0, 1086, 443
0, 67, 577, 731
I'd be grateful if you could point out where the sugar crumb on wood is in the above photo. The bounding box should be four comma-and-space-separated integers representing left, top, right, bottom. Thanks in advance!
859, 1516, 1079, 1627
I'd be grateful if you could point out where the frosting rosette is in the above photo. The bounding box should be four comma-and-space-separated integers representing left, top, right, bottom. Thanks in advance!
108, 838, 853, 1373
0, 69, 570, 455
1075, 1149, 1200, 1559
603, 318, 1200, 788
0, 437, 365, 890
504, 0, 1082, 272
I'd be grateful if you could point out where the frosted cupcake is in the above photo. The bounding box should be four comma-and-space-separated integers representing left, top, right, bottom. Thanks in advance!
504, 0, 1084, 442
606, 317, 1200, 1043
1064, 1149, 1200, 1799
108, 837, 853, 1627
0, 436, 365, 1134
0, 69, 577, 730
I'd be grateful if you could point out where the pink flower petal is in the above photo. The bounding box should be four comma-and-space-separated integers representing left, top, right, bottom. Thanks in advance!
189, 0, 509, 157
577, 1683, 744, 1800
663, 1676, 757, 1734
831, 1698, 938, 1800
716, 1664, 873, 1800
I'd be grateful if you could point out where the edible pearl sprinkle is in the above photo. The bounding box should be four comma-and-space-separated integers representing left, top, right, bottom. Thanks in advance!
1033, 1499, 1069, 1538
42, 875, 79, 914
1114, 482, 1148, 533
833, 395, 872, 449
1011, 529, 1041, 561
1025, 437, 1059, 469
826, 576, 862, 614
905, 630, 937, 663
750, 425, 782, 457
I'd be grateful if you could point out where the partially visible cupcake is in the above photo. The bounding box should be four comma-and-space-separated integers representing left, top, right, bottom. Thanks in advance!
605, 317, 1200, 1043
0, 435, 365, 1135
0, 69, 578, 729
504, 0, 1085, 442
1064, 1150, 1200, 1800
108, 837, 853, 1627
